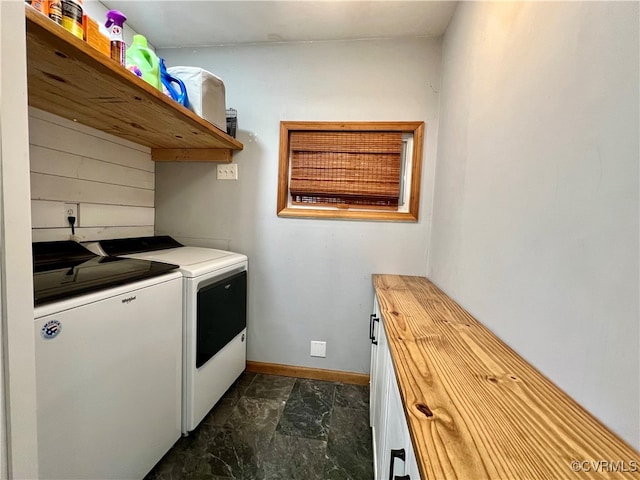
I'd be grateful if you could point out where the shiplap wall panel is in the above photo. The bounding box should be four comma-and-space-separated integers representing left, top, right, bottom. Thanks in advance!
29, 118, 154, 173
31, 226, 154, 243
31, 173, 154, 207
31, 201, 155, 228
31, 200, 73, 228
80, 204, 154, 227
29, 107, 155, 162
29, 108, 150, 153
29, 108, 156, 242
30, 146, 155, 190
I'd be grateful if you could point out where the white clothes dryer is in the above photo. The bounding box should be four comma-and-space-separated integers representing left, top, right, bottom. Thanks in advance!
97, 236, 248, 433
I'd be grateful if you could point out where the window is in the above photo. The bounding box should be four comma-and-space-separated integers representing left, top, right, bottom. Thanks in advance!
277, 121, 424, 221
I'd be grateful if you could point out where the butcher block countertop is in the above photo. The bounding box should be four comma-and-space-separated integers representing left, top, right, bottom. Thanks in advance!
373, 274, 639, 480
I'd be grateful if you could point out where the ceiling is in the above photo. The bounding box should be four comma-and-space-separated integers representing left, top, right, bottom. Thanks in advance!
100, 1, 458, 49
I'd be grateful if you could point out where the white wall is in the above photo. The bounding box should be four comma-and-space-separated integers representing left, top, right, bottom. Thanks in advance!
430, 2, 639, 447
156, 38, 442, 374
29, 108, 155, 242
0, 2, 39, 477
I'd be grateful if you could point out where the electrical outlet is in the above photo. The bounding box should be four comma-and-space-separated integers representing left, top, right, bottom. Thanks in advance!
64, 203, 79, 224
310, 341, 326, 358
217, 163, 238, 180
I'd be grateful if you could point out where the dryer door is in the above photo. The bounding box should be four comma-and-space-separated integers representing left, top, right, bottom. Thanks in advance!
196, 270, 247, 368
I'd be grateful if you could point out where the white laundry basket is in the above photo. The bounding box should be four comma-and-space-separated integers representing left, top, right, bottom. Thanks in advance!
168, 66, 227, 131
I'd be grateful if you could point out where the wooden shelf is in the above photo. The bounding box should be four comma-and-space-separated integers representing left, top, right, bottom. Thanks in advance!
373, 275, 640, 480
25, 6, 243, 162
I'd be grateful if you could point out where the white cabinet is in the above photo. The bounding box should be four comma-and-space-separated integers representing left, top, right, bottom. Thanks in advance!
370, 295, 421, 480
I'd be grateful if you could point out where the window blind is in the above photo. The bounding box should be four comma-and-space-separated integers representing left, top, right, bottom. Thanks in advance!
289, 131, 403, 208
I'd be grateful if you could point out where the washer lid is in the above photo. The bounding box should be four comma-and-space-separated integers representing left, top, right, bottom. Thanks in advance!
124, 246, 234, 267
99, 235, 183, 256
32, 241, 179, 306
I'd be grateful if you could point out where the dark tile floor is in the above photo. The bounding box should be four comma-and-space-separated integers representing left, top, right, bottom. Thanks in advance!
145, 372, 374, 480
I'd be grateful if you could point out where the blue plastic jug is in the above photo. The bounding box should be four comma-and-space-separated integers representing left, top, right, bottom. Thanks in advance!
160, 58, 190, 108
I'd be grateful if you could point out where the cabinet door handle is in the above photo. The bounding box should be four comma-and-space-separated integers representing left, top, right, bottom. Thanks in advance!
369, 314, 375, 340
388, 448, 405, 480
371, 315, 379, 345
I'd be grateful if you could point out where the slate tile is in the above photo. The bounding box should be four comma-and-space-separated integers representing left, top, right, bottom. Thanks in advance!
260, 433, 327, 480
221, 396, 285, 458
276, 378, 336, 440
334, 383, 370, 410
205, 426, 264, 479
143, 436, 217, 480
201, 397, 238, 428
243, 374, 296, 401
325, 406, 373, 480
224, 371, 257, 400
144, 376, 374, 480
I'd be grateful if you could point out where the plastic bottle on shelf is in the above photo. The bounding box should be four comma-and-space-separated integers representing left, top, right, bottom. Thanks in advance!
48, 0, 62, 24
61, 0, 83, 39
105, 10, 127, 66
126, 35, 161, 90
26, 0, 49, 16
160, 58, 190, 108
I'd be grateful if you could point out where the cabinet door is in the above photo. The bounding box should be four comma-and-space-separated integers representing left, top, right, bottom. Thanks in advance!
372, 320, 391, 480
369, 295, 382, 425
399, 397, 421, 480
382, 346, 411, 480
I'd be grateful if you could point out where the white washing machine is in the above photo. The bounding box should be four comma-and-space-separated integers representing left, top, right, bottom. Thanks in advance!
33, 241, 183, 479
96, 236, 248, 434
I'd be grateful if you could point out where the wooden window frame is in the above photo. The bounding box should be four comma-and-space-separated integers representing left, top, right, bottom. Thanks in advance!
277, 121, 425, 222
